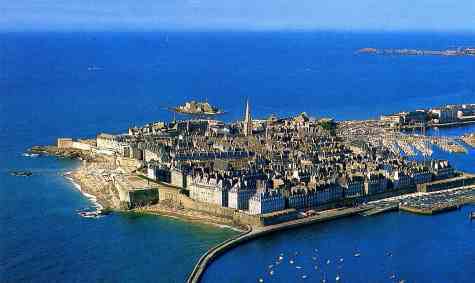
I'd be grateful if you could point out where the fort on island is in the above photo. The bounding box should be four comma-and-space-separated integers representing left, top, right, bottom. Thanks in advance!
30, 101, 475, 229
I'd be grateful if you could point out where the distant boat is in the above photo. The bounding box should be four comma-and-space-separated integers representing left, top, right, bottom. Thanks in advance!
336, 274, 341, 281
302, 275, 307, 279
87, 65, 103, 71
326, 259, 331, 265
10, 170, 33, 177
258, 278, 264, 283
22, 153, 39, 157
289, 260, 294, 264
390, 273, 396, 279
339, 258, 344, 263
296, 266, 302, 269
269, 270, 274, 276
354, 252, 361, 257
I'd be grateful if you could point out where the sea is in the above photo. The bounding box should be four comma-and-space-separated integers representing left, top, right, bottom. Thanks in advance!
1, 31, 474, 283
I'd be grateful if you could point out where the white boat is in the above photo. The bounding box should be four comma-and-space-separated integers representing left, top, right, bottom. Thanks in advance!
336, 275, 341, 281
354, 252, 361, 257
289, 260, 294, 264
326, 259, 331, 264
22, 153, 39, 157
79, 211, 100, 218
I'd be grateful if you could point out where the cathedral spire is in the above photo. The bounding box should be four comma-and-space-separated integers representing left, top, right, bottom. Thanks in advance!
244, 98, 252, 136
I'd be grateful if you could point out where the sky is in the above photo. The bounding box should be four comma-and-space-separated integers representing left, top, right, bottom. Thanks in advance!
1, 0, 475, 32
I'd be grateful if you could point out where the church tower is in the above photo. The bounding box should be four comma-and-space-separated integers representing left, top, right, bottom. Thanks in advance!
243, 99, 252, 137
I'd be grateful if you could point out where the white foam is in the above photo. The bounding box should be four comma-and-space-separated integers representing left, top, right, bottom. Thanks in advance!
64, 175, 104, 211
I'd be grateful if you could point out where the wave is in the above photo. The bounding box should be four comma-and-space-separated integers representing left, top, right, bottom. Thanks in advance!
64, 174, 104, 211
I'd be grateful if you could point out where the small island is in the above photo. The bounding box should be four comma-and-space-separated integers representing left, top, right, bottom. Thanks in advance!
170, 100, 224, 116
357, 47, 475, 56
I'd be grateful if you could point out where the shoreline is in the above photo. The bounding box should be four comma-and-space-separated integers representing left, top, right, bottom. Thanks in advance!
64, 172, 104, 212
133, 209, 245, 233
62, 164, 245, 232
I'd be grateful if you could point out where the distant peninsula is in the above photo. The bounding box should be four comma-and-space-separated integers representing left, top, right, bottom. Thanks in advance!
357, 47, 475, 56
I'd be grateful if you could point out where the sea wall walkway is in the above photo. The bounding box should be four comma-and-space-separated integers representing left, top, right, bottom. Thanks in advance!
186, 206, 370, 283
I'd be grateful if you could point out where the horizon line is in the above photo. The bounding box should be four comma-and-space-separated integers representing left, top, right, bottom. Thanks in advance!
1, 27, 475, 35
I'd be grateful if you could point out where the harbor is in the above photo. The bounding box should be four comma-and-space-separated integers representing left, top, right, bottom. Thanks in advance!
187, 206, 371, 283
189, 184, 475, 283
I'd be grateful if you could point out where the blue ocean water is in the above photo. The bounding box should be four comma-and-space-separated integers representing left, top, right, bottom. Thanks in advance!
1, 31, 475, 283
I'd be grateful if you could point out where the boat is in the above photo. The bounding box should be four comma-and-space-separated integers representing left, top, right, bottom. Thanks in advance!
390, 274, 396, 279
87, 65, 103, 71
326, 259, 331, 265
22, 153, 39, 157
296, 266, 302, 269
289, 260, 294, 264
269, 270, 274, 276
10, 170, 33, 177
339, 258, 344, 263
258, 278, 264, 283
79, 211, 101, 218
336, 274, 341, 281
302, 275, 307, 279
354, 252, 361, 257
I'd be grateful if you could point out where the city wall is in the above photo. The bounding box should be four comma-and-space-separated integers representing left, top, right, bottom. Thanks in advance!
417, 176, 475, 193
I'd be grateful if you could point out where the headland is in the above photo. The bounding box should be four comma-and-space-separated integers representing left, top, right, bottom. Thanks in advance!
357, 47, 475, 57
26, 100, 475, 280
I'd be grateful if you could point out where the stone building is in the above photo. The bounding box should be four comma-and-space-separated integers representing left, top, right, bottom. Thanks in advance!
228, 180, 256, 210
189, 174, 230, 207
338, 174, 365, 198
364, 172, 388, 195
248, 190, 285, 215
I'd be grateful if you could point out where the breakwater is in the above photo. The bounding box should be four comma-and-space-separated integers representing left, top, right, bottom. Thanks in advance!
186, 206, 370, 283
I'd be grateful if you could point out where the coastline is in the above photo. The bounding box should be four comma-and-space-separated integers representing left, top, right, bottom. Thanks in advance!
64, 171, 104, 212
133, 208, 245, 233
62, 161, 245, 232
